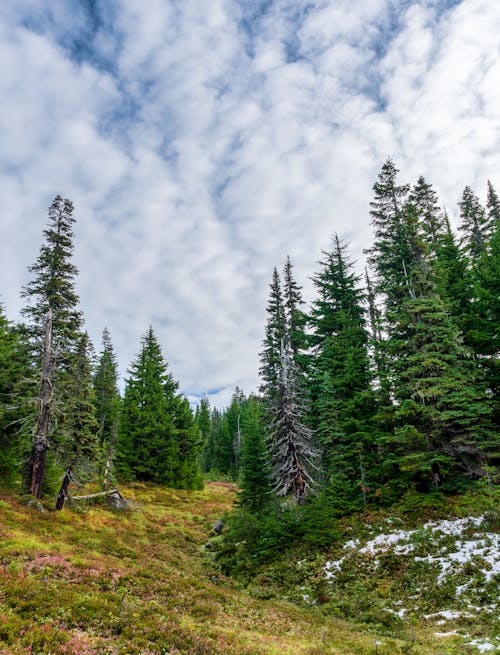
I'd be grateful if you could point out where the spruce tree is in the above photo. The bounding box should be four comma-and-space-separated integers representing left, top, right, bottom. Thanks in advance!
458, 186, 489, 261
173, 395, 203, 489
21, 196, 83, 496
196, 396, 212, 472
55, 333, 100, 509
0, 306, 30, 487
259, 268, 286, 405
21, 195, 82, 358
365, 158, 411, 313
386, 262, 494, 490
282, 256, 308, 373
309, 236, 377, 499
117, 327, 178, 484
267, 340, 318, 504
238, 397, 272, 512
94, 328, 121, 487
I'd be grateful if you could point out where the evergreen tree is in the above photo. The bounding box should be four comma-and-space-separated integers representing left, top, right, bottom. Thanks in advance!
471, 213, 500, 425
309, 236, 377, 499
173, 395, 203, 490
0, 306, 30, 486
55, 333, 100, 509
259, 268, 286, 405
267, 340, 318, 504
486, 181, 500, 234
21, 195, 82, 359
94, 328, 121, 487
433, 214, 471, 333
409, 176, 446, 253
458, 186, 489, 261
386, 262, 494, 490
365, 158, 411, 313
238, 397, 272, 512
282, 256, 308, 372
196, 396, 212, 472
21, 196, 84, 496
116, 327, 178, 484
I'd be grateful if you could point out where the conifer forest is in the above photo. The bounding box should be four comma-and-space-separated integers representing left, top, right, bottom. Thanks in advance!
0, 159, 499, 655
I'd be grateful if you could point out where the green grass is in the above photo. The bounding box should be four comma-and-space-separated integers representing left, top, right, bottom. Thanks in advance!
0, 482, 496, 654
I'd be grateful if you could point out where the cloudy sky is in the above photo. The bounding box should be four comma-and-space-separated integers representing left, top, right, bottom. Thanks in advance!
1, 0, 499, 406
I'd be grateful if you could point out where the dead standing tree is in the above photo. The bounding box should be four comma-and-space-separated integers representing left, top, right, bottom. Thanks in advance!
28, 308, 56, 498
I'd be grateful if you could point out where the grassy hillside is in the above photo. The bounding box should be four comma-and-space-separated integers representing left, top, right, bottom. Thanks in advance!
0, 482, 497, 654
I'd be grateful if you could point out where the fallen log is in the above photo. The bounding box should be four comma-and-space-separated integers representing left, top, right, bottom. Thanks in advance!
69, 488, 130, 511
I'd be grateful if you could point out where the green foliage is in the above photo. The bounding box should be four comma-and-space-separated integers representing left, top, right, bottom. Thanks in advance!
116, 327, 202, 489
0, 306, 30, 487
238, 397, 272, 512
93, 327, 121, 478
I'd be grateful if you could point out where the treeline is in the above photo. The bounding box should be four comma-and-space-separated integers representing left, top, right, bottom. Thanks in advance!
0, 196, 203, 506
203, 159, 499, 525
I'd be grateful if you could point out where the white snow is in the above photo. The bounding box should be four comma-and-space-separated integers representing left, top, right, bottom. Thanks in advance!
468, 638, 498, 652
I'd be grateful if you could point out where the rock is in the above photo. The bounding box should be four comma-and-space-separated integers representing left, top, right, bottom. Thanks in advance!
213, 519, 224, 535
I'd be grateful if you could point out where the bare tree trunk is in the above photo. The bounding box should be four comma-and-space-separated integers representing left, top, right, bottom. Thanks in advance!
55, 467, 73, 510
29, 308, 55, 498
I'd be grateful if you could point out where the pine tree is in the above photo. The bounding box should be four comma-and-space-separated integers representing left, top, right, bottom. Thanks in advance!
116, 327, 178, 484
458, 186, 489, 261
238, 397, 272, 512
196, 396, 212, 472
267, 340, 318, 504
259, 268, 286, 405
309, 236, 377, 499
55, 333, 100, 509
21, 195, 82, 359
433, 214, 471, 333
486, 181, 500, 234
94, 328, 120, 487
21, 196, 83, 496
386, 262, 494, 490
0, 306, 30, 487
471, 211, 500, 425
282, 256, 308, 371
173, 395, 203, 489
365, 158, 411, 313
409, 176, 446, 253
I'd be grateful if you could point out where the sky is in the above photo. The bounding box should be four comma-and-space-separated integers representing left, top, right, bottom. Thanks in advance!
1, 0, 499, 407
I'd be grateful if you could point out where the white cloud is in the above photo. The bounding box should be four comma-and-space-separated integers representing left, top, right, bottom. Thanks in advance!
0, 0, 499, 406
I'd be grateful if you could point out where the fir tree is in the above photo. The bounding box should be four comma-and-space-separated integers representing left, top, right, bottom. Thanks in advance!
409, 176, 446, 253
21, 196, 83, 496
309, 236, 377, 498
55, 333, 100, 509
173, 395, 203, 490
238, 397, 272, 512
267, 340, 318, 504
486, 181, 500, 234
282, 256, 308, 372
116, 327, 178, 484
365, 158, 411, 313
386, 263, 494, 489
21, 195, 82, 359
196, 396, 212, 472
259, 268, 286, 405
0, 306, 30, 486
458, 186, 489, 261
94, 328, 121, 487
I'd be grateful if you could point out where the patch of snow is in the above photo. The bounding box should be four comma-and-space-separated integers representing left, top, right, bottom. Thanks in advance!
324, 558, 344, 580
468, 638, 498, 652
424, 610, 472, 620
343, 539, 360, 550
434, 630, 458, 637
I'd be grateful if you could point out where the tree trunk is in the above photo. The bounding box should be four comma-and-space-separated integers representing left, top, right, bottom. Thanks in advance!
55, 467, 72, 510
29, 308, 55, 498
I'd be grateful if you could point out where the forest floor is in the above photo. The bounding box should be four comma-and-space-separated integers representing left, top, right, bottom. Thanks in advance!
0, 482, 497, 654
